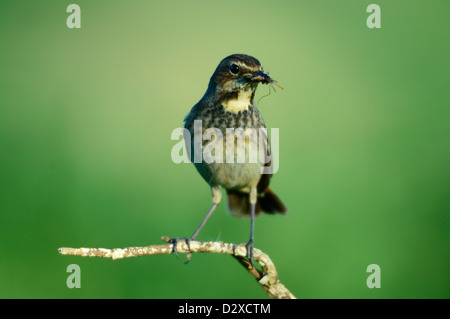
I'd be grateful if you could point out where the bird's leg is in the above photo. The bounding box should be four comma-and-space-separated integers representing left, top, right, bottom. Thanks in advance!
189, 202, 218, 242
246, 187, 257, 266
169, 187, 221, 262
169, 203, 218, 260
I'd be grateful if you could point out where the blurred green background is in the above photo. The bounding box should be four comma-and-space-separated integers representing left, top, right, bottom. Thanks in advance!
0, 0, 448, 299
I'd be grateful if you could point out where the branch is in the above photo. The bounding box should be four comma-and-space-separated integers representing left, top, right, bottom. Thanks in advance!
58, 236, 296, 299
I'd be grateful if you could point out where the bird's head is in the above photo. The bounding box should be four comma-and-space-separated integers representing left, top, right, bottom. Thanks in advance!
211, 54, 275, 92
207, 54, 281, 111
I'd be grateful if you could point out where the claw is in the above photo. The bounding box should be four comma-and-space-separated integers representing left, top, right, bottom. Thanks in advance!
167, 237, 191, 259
184, 252, 193, 264
233, 241, 255, 266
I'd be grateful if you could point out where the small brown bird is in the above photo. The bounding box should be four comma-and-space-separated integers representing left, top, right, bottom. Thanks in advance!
172, 54, 287, 265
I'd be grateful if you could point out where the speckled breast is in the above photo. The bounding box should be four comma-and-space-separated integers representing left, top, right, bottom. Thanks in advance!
186, 103, 267, 190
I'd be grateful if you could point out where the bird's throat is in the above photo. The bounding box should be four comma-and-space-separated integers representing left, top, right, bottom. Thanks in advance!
222, 90, 254, 113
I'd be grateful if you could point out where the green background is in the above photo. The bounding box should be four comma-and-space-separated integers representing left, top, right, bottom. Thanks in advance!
0, 0, 448, 298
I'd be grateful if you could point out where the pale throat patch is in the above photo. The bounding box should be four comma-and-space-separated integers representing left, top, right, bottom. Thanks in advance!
222, 90, 253, 113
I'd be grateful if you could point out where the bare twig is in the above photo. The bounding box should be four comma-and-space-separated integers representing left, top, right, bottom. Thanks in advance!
58, 236, 296, 299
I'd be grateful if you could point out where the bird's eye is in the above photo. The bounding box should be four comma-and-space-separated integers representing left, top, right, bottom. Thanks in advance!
229, 64, 239, 75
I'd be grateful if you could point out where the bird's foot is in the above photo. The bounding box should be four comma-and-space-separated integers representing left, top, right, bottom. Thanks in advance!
232, 240, 255, 267
167, 237, 191, 259
246, 239, 255, 267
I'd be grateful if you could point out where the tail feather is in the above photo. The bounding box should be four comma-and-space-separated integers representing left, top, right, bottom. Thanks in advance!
226, 188, 287, 217
259, 188, 288, 214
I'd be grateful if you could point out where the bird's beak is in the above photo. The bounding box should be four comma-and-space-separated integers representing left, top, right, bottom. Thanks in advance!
243, 70, 283, 89
243, 70, 272, 84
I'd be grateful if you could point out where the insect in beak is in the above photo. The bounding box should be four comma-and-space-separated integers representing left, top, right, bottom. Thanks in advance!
243, 71, 283, 89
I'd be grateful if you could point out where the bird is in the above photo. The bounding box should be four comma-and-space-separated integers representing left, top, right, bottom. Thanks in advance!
171, 54, 287, 265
